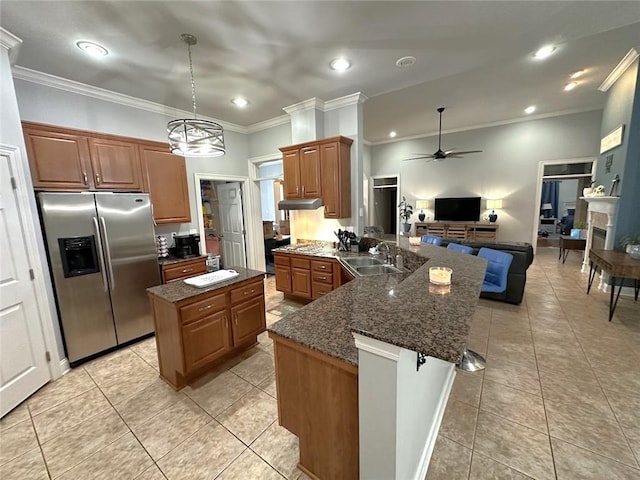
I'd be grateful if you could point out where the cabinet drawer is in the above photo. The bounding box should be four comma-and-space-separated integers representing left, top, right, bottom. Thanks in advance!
230, 279, 264, 304
312, 282, 333, 299
312, 271, 333, 285
180, 293, 227, 324
291, 257, 310, 269
162, 259, 207, 283
274, 255, 290, 266
311, 259, 333, 273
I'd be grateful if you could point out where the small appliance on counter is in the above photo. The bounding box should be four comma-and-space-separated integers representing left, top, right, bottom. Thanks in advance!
172, 234, 201, 258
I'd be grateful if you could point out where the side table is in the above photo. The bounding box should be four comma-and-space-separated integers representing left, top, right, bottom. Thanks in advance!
558, 236, 586, 264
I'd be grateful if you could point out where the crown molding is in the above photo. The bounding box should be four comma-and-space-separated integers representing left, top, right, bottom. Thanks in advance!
598, 47, 639, 92
0, 28, 22, 64
283, 97, 325, 115
368, 106, 603, 146
324, 92, 368, 111
11, 65, 248, 133
246, 114, 290, 134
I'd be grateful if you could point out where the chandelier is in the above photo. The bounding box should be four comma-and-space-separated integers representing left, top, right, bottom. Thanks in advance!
167, 34, 225, 157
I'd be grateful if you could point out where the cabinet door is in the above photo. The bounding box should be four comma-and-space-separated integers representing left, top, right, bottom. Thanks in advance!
139, 145, 191, 224
299, 145, 321, 197
182, 310, 231, 372
274, 265, 292, 293
291, 267, 312, 298
282, 149, 301, 199
23, 127, 92, 190
230, 296, 266, 345
320, 140, 350, 218
88, 138, 142, 190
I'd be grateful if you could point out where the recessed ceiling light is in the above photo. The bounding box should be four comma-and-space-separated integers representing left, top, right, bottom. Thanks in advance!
330, 58, 351, 72
570, 69, 585, 79
564, 82, 578, 91
231, 97, 249, 108
395, 56, 416, 68
533, 45, 556, 60
389, 131, 397, 138
76, 41, 108, 57
524, 106, 536, 114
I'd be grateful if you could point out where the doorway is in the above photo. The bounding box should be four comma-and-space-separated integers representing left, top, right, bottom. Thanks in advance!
369, 175, 400, 242
195, 174, 256, 270
532, 158, 596, 250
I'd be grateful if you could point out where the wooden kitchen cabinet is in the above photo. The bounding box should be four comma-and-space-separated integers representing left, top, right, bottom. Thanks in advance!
139, 142, 191, 224
281, 145, 321, 199
279, 136, 352, 218
149, 274, 266, 390
182, 310, 231, 372
274, 253, 346, 300
274, 255, 292, 293
160, 257, 207, 283
23, 122, 143, 191
23, 125, 92, 190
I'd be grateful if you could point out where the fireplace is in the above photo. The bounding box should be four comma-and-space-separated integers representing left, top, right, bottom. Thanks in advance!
592, 227, 606, 251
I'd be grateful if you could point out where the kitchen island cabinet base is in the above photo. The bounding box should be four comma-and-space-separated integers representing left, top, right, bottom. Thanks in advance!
270, 332, 359, 480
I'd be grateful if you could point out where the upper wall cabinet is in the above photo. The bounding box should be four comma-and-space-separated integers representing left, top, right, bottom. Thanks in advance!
23, 122, 143, 191
279, 136, 353, 218
139, 143, 191, 225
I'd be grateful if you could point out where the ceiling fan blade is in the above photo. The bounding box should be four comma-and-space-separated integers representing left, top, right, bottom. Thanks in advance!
444, 148, 457, 154
452, 150, 483, 155
403, 155, 435, 161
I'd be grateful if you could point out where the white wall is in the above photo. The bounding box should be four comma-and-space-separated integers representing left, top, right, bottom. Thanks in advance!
370, 110, 602, 243
248, 122, 290, 159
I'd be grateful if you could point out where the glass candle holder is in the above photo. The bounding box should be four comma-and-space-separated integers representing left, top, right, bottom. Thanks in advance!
429, 266, 452, 285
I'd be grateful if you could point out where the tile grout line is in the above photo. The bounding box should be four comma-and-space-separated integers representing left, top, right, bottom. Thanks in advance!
27, 401, 53, 480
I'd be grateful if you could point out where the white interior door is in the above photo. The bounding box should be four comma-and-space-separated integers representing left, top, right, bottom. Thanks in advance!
216, 182, 247, 268
0, 152, 50, 417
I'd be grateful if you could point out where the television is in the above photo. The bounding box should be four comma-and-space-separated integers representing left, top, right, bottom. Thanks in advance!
434, 197, 481, 222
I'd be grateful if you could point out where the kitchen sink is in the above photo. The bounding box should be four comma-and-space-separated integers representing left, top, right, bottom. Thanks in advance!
355, 264, 403, 275
341, 256, 384, 267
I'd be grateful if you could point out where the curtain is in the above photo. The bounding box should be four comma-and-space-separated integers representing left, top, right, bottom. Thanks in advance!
541, 181, 560, 218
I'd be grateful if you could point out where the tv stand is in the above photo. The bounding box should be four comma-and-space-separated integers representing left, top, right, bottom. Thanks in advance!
415, 222, 498, 241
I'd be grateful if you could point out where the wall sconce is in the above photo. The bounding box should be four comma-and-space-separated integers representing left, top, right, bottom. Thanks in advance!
486, 199, 503, 223
415, 200, 429, 221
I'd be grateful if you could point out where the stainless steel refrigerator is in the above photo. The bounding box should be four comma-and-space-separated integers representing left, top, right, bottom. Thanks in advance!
38, 192, 161, 366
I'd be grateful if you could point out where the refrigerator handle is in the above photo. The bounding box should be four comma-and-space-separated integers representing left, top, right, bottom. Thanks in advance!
100, 216, 116, 291
92, 217, 109, 292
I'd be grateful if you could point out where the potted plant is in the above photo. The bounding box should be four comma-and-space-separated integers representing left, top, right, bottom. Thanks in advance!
619, 233, 640, 256
398, 196, 413, 233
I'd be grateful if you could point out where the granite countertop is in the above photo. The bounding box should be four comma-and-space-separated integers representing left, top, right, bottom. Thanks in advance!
268, 236, 487, 366
147, 267, 265, 303
157, 255, 208, 266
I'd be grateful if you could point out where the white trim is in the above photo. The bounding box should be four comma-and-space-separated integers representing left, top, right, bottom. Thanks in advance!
1, 144, 63, 379
415, 363, 455, 480
249, 152, 282, 165
246, 115, 290, 134
368, 107, 603, 146
324, 92, 368, 111
59, 358, 71, 375
353, 333, 401, 362
282, 97, 325, 115
0, 27, 22, 64
599, 48, 639, 92
12, 66, 247, 134
531, 156, 597, 254
193, 173, 263, 272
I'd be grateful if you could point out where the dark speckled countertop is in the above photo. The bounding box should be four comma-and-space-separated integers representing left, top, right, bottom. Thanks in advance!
147, 267, 265, 303
269, 236, 487, 366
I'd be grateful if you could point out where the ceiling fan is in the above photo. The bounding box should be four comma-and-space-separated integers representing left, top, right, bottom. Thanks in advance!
403, 107, 482, 162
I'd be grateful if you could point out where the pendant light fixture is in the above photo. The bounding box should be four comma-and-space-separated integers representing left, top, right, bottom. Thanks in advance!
167, 33, 225, 157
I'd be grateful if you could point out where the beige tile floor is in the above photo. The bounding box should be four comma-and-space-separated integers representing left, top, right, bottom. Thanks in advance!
1, 247, 638, 479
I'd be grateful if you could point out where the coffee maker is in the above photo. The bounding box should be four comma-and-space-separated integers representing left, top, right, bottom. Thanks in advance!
172, 234, 201, 258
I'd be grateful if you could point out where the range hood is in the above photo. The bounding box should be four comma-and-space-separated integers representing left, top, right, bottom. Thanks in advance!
278, 198, 323, 210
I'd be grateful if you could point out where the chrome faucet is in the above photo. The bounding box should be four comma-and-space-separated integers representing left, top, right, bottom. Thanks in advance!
377, 241, 393, 265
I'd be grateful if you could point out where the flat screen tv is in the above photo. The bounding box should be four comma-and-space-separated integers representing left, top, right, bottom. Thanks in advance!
434, 197, 481, 222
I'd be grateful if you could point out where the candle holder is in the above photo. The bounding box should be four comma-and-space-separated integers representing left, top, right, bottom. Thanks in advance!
429, 283, 451, 295
429, 266, 452, 285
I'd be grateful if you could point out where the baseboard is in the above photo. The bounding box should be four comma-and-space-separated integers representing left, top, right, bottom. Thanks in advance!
59, 358, 71, 375
414, 365, 456, 480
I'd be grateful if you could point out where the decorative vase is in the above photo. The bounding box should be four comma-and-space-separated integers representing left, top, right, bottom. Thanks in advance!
401, 223, 411, 233
418, 212, 426, 222
583, 187, 593, 197
629, 245, 640, 260
488, 211, 498, 223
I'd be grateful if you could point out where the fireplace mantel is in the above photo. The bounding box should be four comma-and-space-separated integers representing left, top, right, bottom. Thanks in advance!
580, 196, 620, 278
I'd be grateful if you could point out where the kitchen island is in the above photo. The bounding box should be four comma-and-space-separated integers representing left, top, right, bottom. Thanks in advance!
268, 237, 487, 480
147, 267, 266, 390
